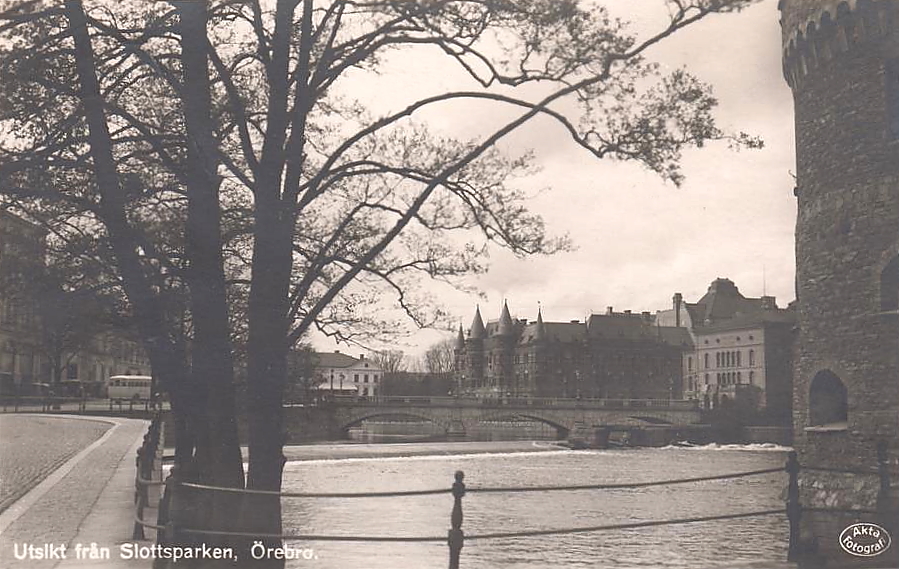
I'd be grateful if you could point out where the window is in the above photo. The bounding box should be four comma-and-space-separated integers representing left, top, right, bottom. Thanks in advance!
364, 374, 369, 383
688, 356, 693, 372
749, 350, 755, 367
809, 370, 848, 426
716, 353, 721, 368
354, 374, 359, 381
736, 351, 741, 367
737, 371, 742, 383
749, 371, 754, 384
704, 353, 710, 369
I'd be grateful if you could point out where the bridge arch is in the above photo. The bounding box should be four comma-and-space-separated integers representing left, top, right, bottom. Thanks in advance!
625, 416, 675, 426
476, 412, 571, 439
338, 411, 451, 436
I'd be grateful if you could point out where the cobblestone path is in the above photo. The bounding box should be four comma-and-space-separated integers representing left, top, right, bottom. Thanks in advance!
0, 415, 111, 512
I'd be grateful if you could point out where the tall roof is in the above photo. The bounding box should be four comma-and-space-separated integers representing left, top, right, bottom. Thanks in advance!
455, 324, 466, 350
679, 278, 794, 331
534, 307, 546, 341
689, 278, 766, 325
469, 306, 486, 340
496, 301, 514, 336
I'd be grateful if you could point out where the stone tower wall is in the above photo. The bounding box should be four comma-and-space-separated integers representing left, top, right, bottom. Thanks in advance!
782, 0, 899, 466
781, 0, 899, 564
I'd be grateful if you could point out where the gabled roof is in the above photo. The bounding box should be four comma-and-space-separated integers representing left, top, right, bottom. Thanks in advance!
313, 352, 361, 368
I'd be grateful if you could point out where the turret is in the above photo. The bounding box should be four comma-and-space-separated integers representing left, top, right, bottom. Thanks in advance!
469, 306, 486, 340
465, 306, 486, 392
496, 301, 514, 336
534, 307, 546, 342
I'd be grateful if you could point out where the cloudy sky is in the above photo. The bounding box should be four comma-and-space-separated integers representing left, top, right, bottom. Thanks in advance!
312, 0, 798, 358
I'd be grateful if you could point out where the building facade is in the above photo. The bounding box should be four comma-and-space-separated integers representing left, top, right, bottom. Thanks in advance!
780, 0, 899, 563
0, 211, 45, 393
454, 303, 691, 400
313, 351, 382, 397
657, 278, 795, 421
0, 211, 151, 395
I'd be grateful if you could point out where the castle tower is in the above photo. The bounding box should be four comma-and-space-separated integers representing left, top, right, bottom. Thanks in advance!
780, 0, 899, 562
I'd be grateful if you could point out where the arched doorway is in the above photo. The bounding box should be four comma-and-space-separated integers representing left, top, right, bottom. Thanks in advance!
808, 370, 848, 426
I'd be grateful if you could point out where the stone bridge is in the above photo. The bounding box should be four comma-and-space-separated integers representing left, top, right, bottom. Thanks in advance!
325, 396, 703, 438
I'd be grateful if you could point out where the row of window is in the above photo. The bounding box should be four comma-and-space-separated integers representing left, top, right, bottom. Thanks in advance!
327, 370, 380, 383
690, 350, 756, 371
685, 371, 756, 391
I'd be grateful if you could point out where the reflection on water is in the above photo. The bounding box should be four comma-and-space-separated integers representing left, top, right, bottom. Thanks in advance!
280, 444, 790, 569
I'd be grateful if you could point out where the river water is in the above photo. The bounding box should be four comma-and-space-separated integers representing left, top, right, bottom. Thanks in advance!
278, 443, 791, 569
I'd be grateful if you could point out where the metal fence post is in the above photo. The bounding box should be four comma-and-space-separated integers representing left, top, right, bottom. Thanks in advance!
786, 450, 801, 562
876, 440, 893, 531
448, 470, 465, 569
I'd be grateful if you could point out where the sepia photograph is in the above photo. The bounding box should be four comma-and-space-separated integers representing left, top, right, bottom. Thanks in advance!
0, 0, 897, 568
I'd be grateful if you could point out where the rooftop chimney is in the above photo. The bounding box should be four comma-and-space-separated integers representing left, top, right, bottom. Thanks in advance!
606, 306, 614, 315
673, 293, 683, 327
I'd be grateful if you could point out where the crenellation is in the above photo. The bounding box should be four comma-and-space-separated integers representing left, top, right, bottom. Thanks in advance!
781, 0, 897, 87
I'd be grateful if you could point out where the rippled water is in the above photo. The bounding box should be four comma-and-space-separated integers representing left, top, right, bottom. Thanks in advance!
280, 445, 790, 569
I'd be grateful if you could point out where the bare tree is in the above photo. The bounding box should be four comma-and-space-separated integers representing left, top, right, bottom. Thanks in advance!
372, 349, 408, 376
421, 338, 457, 378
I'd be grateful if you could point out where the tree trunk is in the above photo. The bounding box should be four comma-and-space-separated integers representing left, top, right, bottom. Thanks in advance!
177, 2, 245, 558
243, 193, 292, 567
65, 0, 223, 552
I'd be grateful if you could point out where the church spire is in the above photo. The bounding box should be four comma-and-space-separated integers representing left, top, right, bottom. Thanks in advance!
455, 323, 465, 350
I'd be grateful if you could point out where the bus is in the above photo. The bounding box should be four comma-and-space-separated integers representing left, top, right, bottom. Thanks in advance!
107, 375, 153, 403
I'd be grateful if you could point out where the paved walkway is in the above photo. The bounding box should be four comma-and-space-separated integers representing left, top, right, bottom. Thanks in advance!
0, 415, 151, 569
